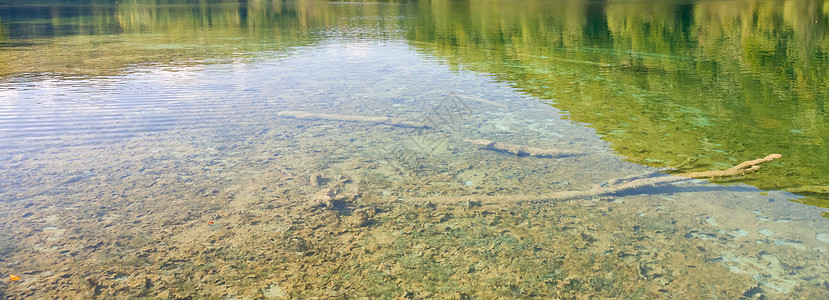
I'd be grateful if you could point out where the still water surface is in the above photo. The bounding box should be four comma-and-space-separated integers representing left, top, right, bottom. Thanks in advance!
1, 0, 828, 298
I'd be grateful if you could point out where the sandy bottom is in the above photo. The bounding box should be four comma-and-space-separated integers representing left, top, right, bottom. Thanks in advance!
2, 117, 828, 299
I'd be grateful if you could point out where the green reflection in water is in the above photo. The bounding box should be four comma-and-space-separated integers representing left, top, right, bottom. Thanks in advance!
1, 0, 828, 212
402, 0, 829, 213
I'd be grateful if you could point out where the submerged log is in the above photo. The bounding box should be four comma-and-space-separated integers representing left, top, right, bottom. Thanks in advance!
466, 139, 584, 158
401, 154, 782, 205
679, 154, 782, 179
277, 111, 426, 128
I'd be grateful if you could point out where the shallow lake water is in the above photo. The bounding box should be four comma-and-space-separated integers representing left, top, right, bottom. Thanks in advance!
1, 0, 828, 299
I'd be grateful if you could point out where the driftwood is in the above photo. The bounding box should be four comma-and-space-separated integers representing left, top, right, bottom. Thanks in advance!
402, 154, 782, 205
679, 154, 782, 179
401, 175, 686, 205
277, 111, 426, 128
467, 139, 584, 158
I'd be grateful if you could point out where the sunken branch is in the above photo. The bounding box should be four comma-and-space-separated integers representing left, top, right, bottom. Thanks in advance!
466, 139, 584, 158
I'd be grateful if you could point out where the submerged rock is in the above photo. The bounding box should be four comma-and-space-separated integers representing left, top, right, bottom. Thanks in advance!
263, 283, 289, 299
348, 207, 376, 228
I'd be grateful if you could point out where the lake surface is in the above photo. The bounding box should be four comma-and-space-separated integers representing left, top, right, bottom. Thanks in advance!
1, 0, 828, 298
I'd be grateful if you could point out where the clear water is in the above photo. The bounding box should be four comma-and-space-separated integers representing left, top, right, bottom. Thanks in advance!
1, 0, 828, 299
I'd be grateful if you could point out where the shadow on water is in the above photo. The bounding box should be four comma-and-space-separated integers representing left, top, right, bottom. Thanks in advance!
610, 180, 775, 199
